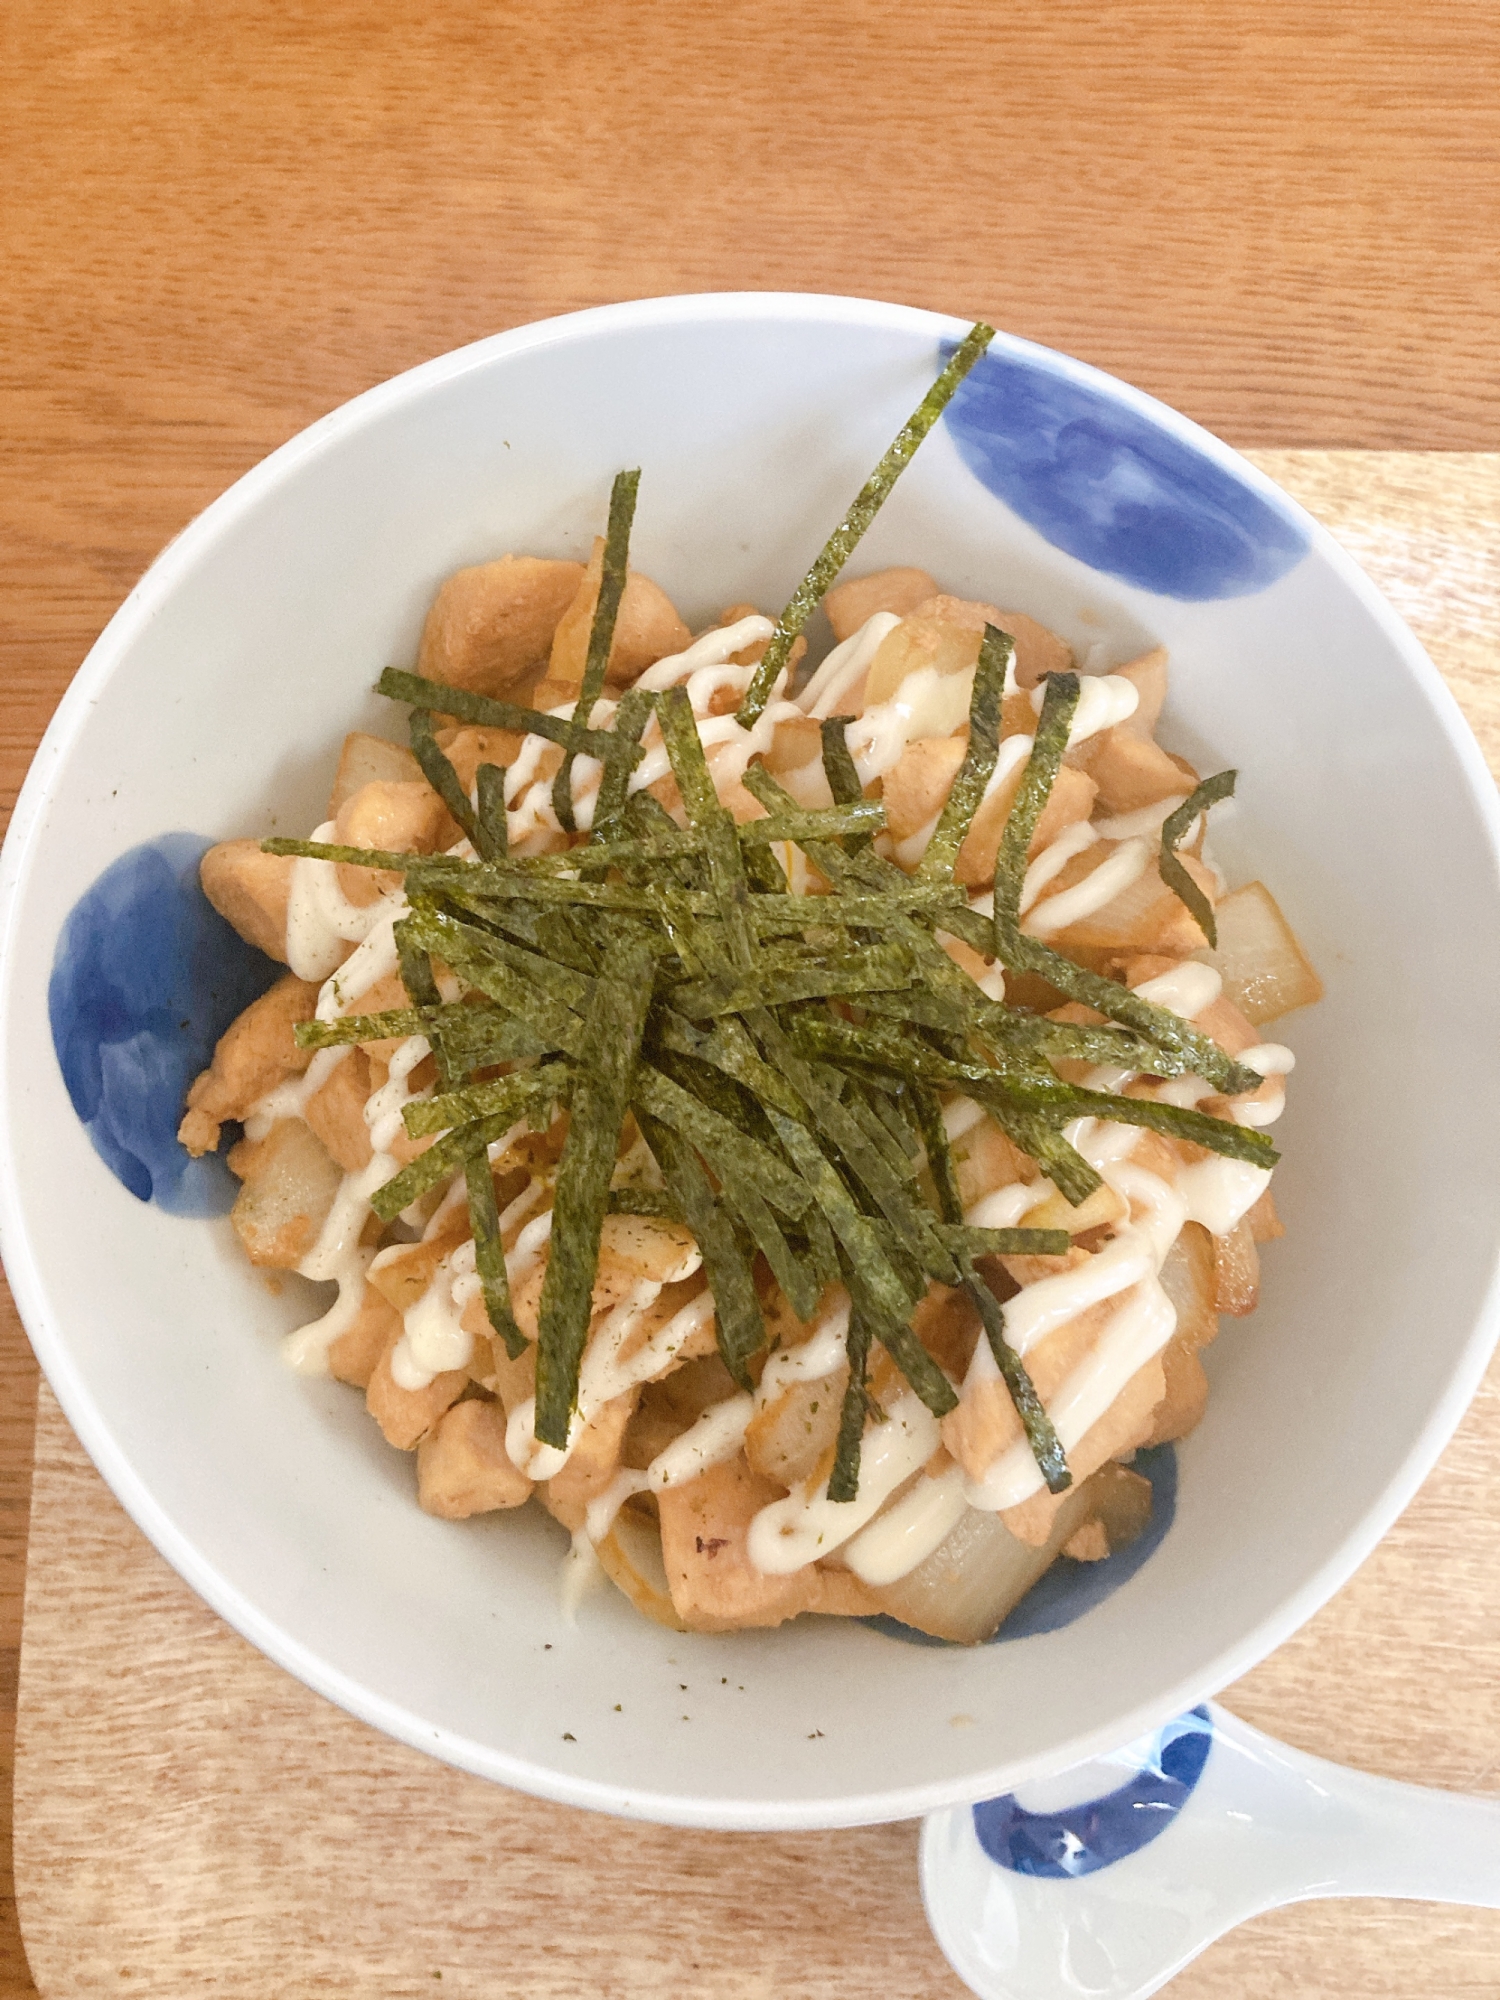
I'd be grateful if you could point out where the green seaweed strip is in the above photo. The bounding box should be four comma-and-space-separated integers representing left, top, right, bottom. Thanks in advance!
794, 1011, 1274, 1168
860, 1282, 960, 1420
395, 936, 455, 1085
968, 1090, 1103, 1208
715, 1167, 821, 1321
858, 984, 979, 1040
841, 1075, 922, 1185
439, 1009, 557, 1072
912, 1082, 964, 1226
741, 802, 885, 845
482, 804, 880, 883
639, 1113, 765, 1391
767, 1110, 958, 1419
819, 717, 872, 851
751, 1015, 961, 1286
409, 708, 481, 849
798, 1200, 841, 1289
1159, 768, 1236, 949
403, 901, 595, 1020
735, 320, 997, 726
465, 1152, 526, 1359
1027, 1086, 1279, 1167
295, 1008, 429, 1049
405, 1066, 567, 1137
375, 668, 628, 764
398, 936, 441, 1009
758, 881, 964, 924
261, 836, 467, 873
656, 685, 757, 971
988, 917, 1264, 1096
534, 932, 657, 1448
605, 1187, 682, 1219
992, 670, 1080, 927
654, 1009, 809, 1125
827, 1306, 875, 1504
959, 1255, 1071, 1493
555, 468, 640, 833
861, 1078, 923, 1167
819, 715, 864, 805
588, 686, 655, 845
765, 1107, 914, 1316
369, 1065, 570, 1222
671, 945, 913, 1019
939, 1224, 1072, 1258
743, 836, 789, 896
916, 624, 1013, 881
633, 1062, 811, 1220
474, 763, 509, 862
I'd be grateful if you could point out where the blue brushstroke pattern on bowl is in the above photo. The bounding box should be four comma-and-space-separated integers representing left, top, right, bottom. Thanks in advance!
941, 344, 1307, 600
48, 832, 282, 1216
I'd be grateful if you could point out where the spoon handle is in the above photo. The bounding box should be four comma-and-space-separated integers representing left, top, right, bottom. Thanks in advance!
920, 1703, 1500, 2000
1211, 1707, 1500, 1908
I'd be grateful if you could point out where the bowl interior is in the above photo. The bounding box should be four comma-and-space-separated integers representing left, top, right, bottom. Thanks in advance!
5, 294, 1500, 1829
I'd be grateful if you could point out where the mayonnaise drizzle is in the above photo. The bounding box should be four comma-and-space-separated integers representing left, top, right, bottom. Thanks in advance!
584, 1392, 756, 1547
285, 821, 395, 981
244, 1043, 349, 1141
1030, 671, 1140, 744
799, 612, 903, 718
1024, 838, 1151, 938
747, 1387, 943, 1575
843, 1461, 968, 1586
281, 1153, 401, 1375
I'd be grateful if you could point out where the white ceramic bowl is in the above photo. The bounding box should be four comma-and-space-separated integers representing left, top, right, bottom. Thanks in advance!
4, 294, 1500, 1831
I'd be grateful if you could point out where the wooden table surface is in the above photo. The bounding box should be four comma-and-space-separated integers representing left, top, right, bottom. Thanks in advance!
3, 5, 1499, 1992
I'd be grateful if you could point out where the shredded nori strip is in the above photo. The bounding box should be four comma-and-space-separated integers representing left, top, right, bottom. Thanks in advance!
534, 931, 657, 1448
735, 319, 996, 727
555, 467, 640, 833
958, 1254, 1071, 1494
369, 1064, 571, 1223
589, 686, 654, 844
409, 707, 482, 850
819, 716, 872, 851
992, 670, 1080, 927
912, 1082, 964, 1225
916, 624, 1013, 881
474, 762, 509, 862
988, 917, 1264, 1096
939, 1224, 1072, 1257
828, 1306, 876, 1503
296, 1007, 430, 1049
639, 1113, 765, 1391
465, 1152, 527, 1359
375, 667, 629, 766
1159, 769, 1236, 948
670, 945, 913, 1019
605, 1186, 681, 1219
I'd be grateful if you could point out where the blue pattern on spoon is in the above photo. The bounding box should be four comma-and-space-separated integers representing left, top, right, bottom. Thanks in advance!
972, 1705, 1214, 1878
941, 345, 1307, 600
48, 833, 281, 1216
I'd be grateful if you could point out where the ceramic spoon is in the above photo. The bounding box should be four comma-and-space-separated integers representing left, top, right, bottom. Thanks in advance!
920, 1702, 1500, 1999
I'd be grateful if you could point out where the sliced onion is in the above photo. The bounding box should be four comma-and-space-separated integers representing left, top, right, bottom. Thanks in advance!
1198, 880, 1323, 1025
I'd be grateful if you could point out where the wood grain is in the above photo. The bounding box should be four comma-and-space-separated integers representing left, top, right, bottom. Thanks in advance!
3, 2, 1499, 1990
9, 448, 1500, 1994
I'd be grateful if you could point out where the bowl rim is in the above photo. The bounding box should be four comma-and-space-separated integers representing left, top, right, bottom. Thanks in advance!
4, 290, 1500, 1830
